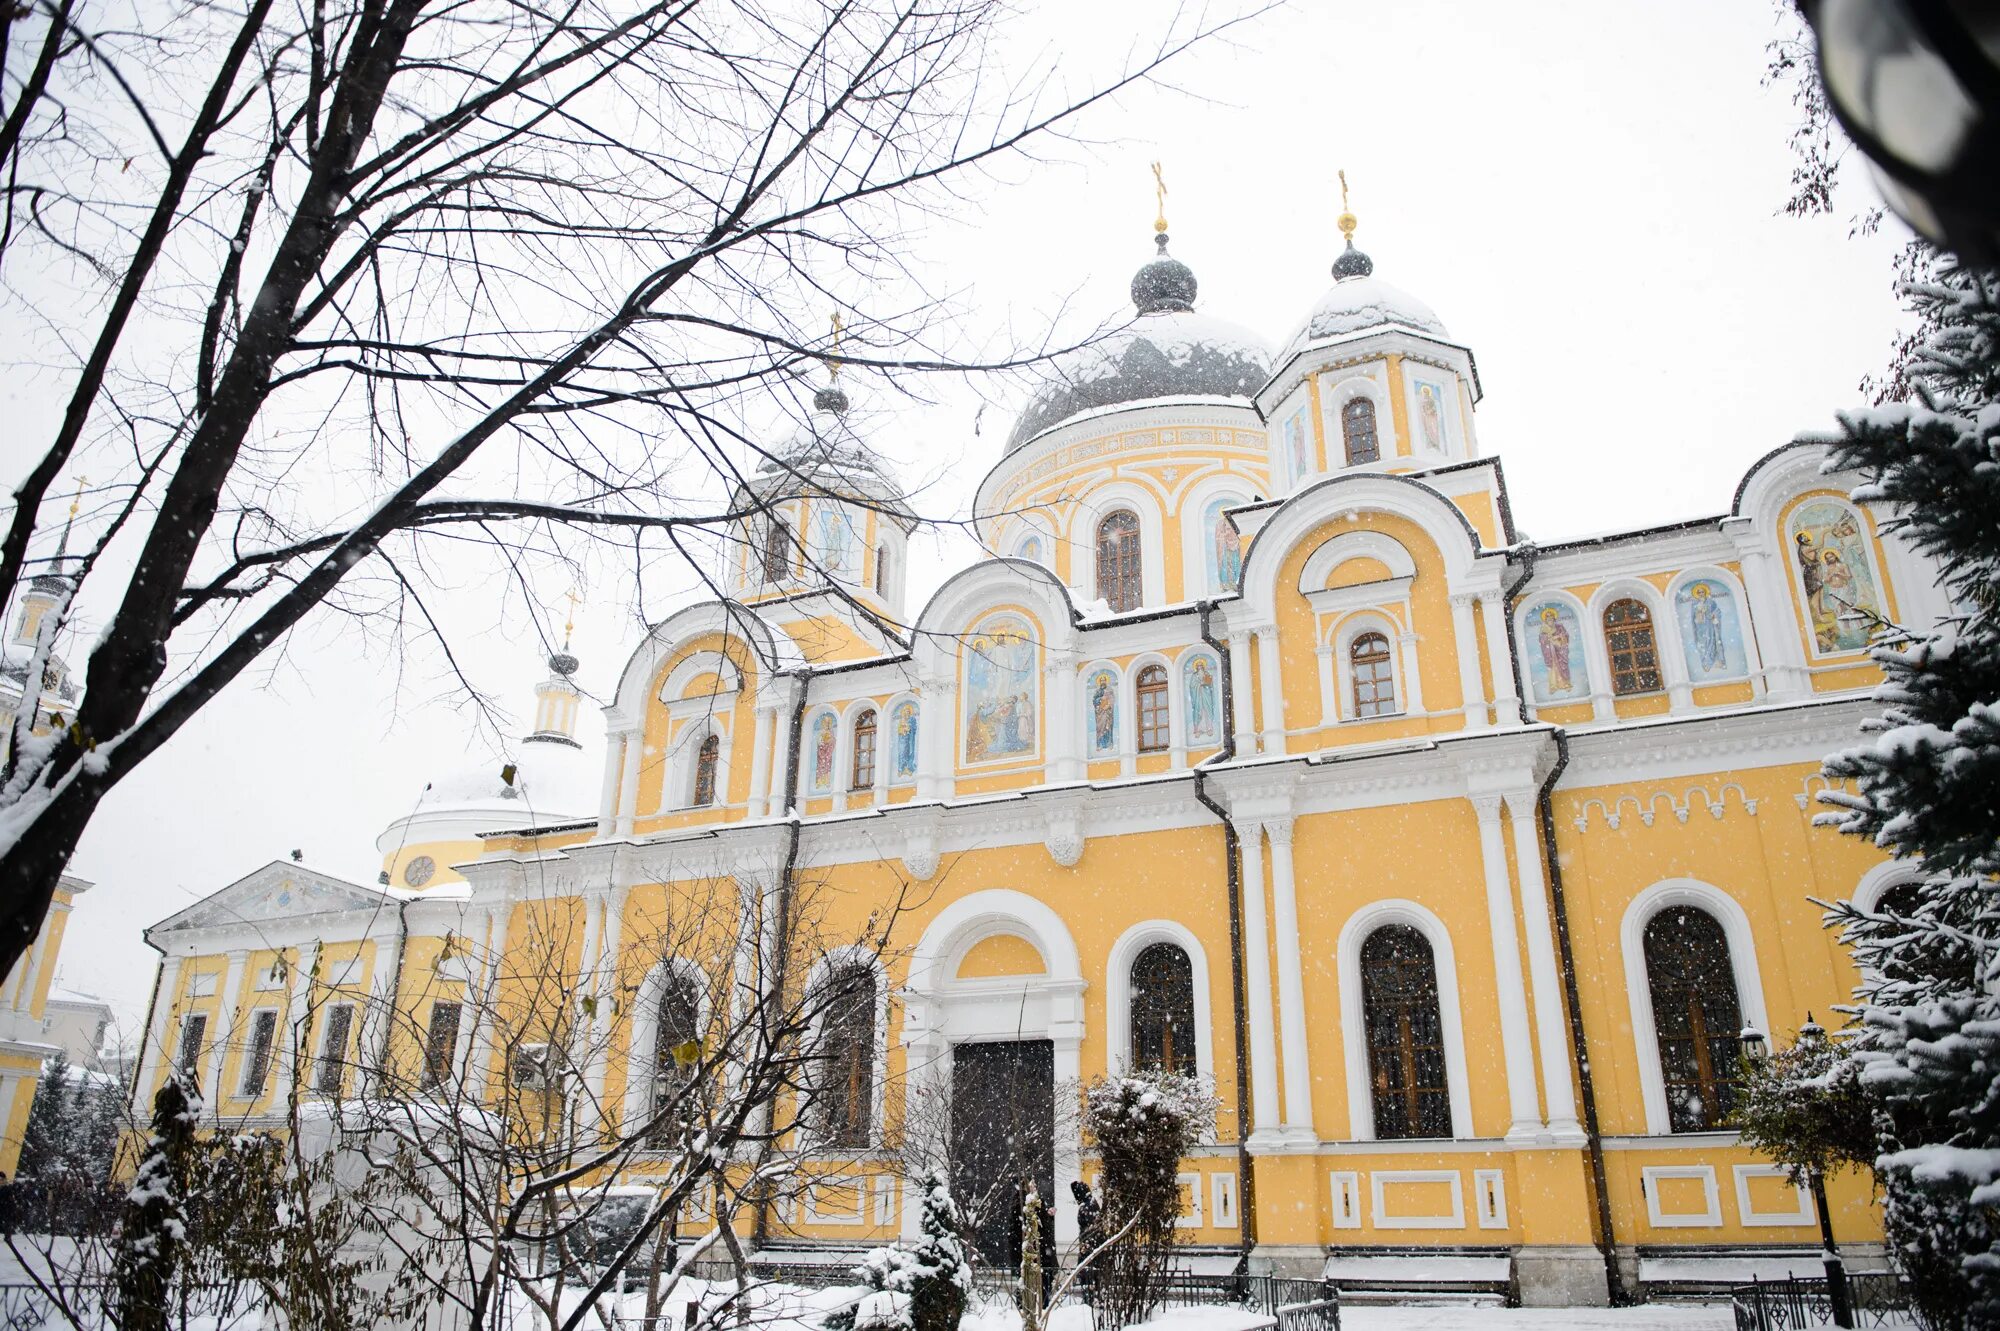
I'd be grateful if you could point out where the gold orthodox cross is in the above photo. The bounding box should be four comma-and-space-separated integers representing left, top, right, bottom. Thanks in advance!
1151, 161, 1169, 233
829, 310, 845, 380
562, 588, 582, 643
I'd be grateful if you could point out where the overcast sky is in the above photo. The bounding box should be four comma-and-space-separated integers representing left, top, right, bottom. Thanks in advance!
18, 0, 1913, 1036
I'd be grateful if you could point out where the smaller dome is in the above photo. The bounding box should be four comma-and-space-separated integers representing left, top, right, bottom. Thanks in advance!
417, 738, 597, 823
1130, 233, 1196, 313
752, 392, 914, 524
548, 650, 579, 677
1280, 272, 1448, 368
1331, 239, 1373, 280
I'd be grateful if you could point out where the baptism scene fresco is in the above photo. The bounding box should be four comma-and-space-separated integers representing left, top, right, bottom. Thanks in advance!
1788, 498, 1884, 654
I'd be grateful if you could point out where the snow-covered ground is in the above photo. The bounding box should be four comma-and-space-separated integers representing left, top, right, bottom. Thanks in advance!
1336, 1306, 1732, 1331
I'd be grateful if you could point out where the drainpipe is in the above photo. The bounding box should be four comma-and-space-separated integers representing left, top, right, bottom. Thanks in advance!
1192, 600, 1257, 1269
129, 938, 166, 1111
752, 666, 811, 1247
373, 897, 412, 1096
1504, 544, 1625, 1305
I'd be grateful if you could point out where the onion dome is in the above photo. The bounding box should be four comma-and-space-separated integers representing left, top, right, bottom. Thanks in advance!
752, 383, 915, 524
1278, 203, 1446, 365
1007, 231, 1273, 452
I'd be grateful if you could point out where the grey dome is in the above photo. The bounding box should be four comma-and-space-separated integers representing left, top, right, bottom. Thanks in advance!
1278, 271, 1448, 369
1008, 239, 1273, 452
747, 393, 915, 524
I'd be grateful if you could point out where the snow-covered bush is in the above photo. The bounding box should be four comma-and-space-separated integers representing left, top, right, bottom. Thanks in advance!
1809, 254, 2000, 1330
112, 1070, 200, 1331
825, 1169, 970, 1331
1081, 1071, 1215, 1328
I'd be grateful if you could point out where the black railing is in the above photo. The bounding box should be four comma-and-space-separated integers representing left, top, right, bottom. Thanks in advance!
1080, 1271, 1338, 1323
1731, 1274, 1927, 1331
1275, 1297, 1341, 1331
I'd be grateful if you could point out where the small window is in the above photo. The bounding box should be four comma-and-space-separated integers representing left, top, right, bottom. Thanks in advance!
315, 1003, 354, 1096
760, 513, 791, 583
850, 710, 878, 790
1341, 397, 1380, 465
1350, 632, 1396, 718
1361, 926, 1452, 1140
1095, 511, 1143, 614
421, 1001, 463, 1091
1130, 942, 1196, 1075
815, 963, 876, 1149
691, 733, 720, 808
1644, 908, 1744, 1132
1605, 598, 1663, 696
1135, 665, 1170, 753
239, 1009, 279, 1098
175, 1013, 208, 1081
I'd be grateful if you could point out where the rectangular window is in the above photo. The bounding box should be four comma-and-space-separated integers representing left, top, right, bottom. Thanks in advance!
175, 1013, 208, 1079
315, 1003, 355, 1096
238, 1009, 279, 1098
422, 1002, 463, 1091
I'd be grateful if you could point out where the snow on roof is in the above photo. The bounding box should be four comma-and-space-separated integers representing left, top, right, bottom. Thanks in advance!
415, 734, 599, 824
1279, 274, 1447, 366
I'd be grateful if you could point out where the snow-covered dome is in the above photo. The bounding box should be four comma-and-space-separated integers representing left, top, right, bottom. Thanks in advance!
1007, 234, 1273, 452
750, 387, 914, 523
415, 736, 598, 825
1279, 234, 1448, 366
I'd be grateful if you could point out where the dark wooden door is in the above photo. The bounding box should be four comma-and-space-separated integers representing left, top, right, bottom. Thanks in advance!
949, 1039, 1054, 1271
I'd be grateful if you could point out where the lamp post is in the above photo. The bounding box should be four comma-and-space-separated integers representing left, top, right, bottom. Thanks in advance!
1801, 0, 2000, 263
1742, 1017, 1853, 1328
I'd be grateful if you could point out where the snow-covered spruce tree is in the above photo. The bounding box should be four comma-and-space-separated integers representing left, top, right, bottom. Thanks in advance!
1811, 254, 2000, 1328
11, 1050, 123, 1233
112, 1070, 200, 1331
1082, 1071, 1216, 1329
826, 1169, 971, 1331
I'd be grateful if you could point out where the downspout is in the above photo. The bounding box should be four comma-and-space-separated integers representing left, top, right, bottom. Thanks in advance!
1504, 543, 1624, 1306
751, 666, 811, 1247
1192, 600, 1257, 1269
129, 936, 165, 1112
373, 897, 412, 1096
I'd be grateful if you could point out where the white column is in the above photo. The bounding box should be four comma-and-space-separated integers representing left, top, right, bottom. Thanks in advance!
584, 885, 629, 1128
280, 940, 321, 1103
918, 679, 955, 801
747, 702, 776, 819
1315, 645, 1336, 726
765, 702, 794, 813
1477, 593, 1520, 726
1238, 823, 1281, 1140
1449, 594, 1488, 728
1046, 654, 1079, 783
615, 730, 643, 836
1471, 795, 1542, 1140
1397, 629, 1427, 713
1255, 625, 1286, 755
203, 949, 249, 1110
361, 929, 401, 1097
1264, 819, 1315, 1140
464, 905, 513, 1100
134, 957, 184, 1115
1507, 795, 1580, 1141
596, 734, 624, 836
1730, 536, 1810, 700
1228, 630, 1256, 756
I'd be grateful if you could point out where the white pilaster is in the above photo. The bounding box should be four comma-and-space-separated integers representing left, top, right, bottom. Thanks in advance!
747, 702, 776, 819
1449, 594, 1488, 729
1264, 819, 1315, 1142
1255, 625, 1286, 755
280, 940, 321, 1103
1471, 795, 1542, 1140
596, 733, 624, 836
1048, 653, 1081, 782
134, 957, 184, 1115
361, 929, 401, 1097
1238, 823, 1282, 1141
918, 678, 956, 801
1315, 644, 1336, 725
1228, 630, 1256, 756
1507, 795, 1581, 1142
615, 731, 643, 836
1397, 629, 1426, 713
1726, 527, 1810, 700
203, 949, 249, 1111
1477, 593, 1520, 726
584, 885, 629, 1128
464, 905, 513, 1100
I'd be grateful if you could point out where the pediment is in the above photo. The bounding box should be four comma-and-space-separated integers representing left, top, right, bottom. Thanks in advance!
150, 861, 391, 937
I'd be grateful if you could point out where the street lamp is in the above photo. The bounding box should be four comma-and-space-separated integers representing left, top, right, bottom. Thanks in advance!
1746, 1016, 1855, 1329
1802, 0, 2000, 262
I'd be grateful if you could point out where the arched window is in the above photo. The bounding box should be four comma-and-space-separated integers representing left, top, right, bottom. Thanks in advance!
1130, 942, 1195, 1074
761, 514, 791, 583
873, 545, 890, 596
1643, 907, 1743, 1132
648, 970, 704, 1145
1361, 926, 1452, 1139
815, 962, 876, 1148
1604, 598, 1663, 696
691, 734, 720, 807
850, 709, 877, 791
1096, 511, 1143, 613
1341, 397, 1380, 465
1135, 664, 1170, 752
1350, 631, 1396, 718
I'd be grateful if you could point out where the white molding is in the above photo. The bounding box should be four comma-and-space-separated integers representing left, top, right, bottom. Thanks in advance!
1104, 920, 1215, 1084
622, 958, 713, 1133
1642, 1165, 1723, 1228
1732, 1164, 1815, 1227
1329, 1171, 1363, 1230
803, 1179, 869, 1226
1473, 1169, 1508, 1230
1336, 899, 1474, 1140
1622, 879, 1770, 1136
1369, 1169, 1466, 1230
802, 947, 890, 1150
1175, 1171, 1204, 1229
1210, 1173, 1239, 1230
1071, 482, 1169, 611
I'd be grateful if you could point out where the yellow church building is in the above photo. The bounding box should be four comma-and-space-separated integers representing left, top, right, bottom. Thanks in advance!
129, 207, 1937, 1307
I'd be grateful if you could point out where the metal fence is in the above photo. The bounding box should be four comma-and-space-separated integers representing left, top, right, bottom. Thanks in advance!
1730, 1274, 1929, 1331
1079, 1271, 1337, 1327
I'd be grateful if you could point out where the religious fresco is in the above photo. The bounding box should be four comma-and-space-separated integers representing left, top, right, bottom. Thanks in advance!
815, 502, 856, 580
1414, 379, 1447, 451
1206, 497, 1244, 592
809, 711, 837, 792
1674, 578, 1749, 680
1524, 601, 1590, 703
1284, 410, 1310, 483
1183, 654, 1220, 746
1085, 666, 1119, 757
890, 701, 919, 782
1788, 498, 1885, 654
963, 618, 1038, 764
1015, 533, 1044, 565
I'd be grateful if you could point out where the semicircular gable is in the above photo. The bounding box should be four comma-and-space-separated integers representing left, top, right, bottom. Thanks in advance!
609, 600, 796, 721
911, 557, 1077, 675
1237, 472, 1484, 620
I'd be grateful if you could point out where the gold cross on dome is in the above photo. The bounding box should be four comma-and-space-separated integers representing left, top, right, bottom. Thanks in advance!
562, 588, 582, 643
829, 310, 844, 381
1339, 169, 1350, 213
1151, 161, 1169, 233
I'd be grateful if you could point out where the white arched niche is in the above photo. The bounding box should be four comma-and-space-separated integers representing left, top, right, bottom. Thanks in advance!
1336, 900, 1474, 1141
622, 958, 712, 1137
1105, 920, 1216, 1083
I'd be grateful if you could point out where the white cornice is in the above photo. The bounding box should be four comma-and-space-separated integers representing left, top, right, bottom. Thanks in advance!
1558, 699, 1872, 789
